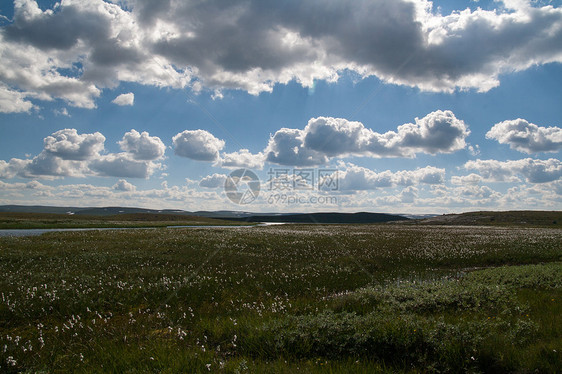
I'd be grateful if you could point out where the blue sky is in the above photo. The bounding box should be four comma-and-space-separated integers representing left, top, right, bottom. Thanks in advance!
0, 0, 561, 213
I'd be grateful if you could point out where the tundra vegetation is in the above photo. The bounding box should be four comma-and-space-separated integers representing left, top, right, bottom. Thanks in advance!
1, 223, 561, 373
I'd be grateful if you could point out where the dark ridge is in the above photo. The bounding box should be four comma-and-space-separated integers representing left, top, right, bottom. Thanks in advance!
224, 212, 408, 224
414, 210, 561, 227
0, 206, 407, 223
73, 207, 187, 216
0, 205, 191, 216
0, 205, 76, 214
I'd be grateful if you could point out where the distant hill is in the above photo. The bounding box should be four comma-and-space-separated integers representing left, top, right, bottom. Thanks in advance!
192, 210, 261, 218
0, 205, 259, 218
72, 207, 190, 216
414, 211, 561, 227
0, 211, 246, 229
0, 205, 408, 224
0, 205, 191, 216
0, 205, 76, 214
225, 212, 408, 224
3, 206, 558, 226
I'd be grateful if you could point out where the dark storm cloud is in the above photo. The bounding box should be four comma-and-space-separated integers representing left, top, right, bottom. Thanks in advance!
1, 0, 562, 108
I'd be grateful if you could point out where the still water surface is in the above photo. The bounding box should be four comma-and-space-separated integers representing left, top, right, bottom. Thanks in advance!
0, 222, 286, 237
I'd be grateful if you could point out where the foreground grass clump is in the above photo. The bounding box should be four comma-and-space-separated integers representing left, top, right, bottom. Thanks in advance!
235, 262, 561, 372
0, 225, 561, 372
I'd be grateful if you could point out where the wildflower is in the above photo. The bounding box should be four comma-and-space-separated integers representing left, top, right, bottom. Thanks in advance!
6, 356, 17, 366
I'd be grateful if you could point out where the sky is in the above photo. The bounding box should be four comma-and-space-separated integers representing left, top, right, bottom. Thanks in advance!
0, 0, 561, 214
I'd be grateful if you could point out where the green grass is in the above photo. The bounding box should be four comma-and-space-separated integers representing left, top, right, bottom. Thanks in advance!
0, 224, 561, 372
416, 210, 562, 227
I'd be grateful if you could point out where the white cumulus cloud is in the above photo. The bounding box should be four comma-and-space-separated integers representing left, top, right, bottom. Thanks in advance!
464, 158, 562, 183
89, 153, 161, 179
0, 84, 35, 113
113, 179, 136, 191
0, 128, 163, 179
265, 128, 329, 167
451, 173, 483, 185
118, 129, 165, 160
486, 118, 562, 153
266, 110, 469, 166
216, 149, 265, 170
336, 163, 445, 191
199, 173, 227, 188
43, 128, 105, 161
112, 92, 135, 106
172, 129, 225, 161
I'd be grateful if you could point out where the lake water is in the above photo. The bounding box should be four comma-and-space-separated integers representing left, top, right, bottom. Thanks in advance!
0, 223, 277, 237
0, 223, 285, 237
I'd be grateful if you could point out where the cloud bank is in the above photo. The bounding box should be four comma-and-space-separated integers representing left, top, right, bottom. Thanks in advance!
464, 158, 562, 183
2, 0, 562, 111
335, 163, 445, 191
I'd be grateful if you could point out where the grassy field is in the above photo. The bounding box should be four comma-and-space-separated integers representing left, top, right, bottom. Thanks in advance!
415, 210, 562, 228
1, 224, 561, 372
0, 212, 250, 229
